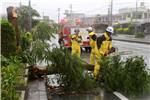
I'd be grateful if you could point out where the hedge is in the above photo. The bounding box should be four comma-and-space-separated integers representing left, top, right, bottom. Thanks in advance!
1, 20, 16, 57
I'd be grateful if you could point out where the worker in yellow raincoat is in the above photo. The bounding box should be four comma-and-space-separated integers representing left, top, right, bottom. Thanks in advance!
86, 27, 99, 65
94, 26, 115, 79
71, 29, 82, 58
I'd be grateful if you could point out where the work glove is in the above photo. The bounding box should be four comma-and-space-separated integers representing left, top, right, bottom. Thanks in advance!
108, 47, 116, 54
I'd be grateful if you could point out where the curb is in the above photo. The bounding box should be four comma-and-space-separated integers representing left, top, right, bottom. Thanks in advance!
113, 91, 129, 100
113, 38, 150, 44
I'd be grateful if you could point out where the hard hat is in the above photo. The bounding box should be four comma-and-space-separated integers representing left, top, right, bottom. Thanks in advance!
87, 27, 93, 31
106, 26, 114, 34
74, 29, 80, 32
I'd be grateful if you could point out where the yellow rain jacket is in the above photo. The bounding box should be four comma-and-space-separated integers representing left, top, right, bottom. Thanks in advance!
93, 32, 112, 79
98, 32, 112, 56
88, 32, 99, 65
71, 33, 82, 58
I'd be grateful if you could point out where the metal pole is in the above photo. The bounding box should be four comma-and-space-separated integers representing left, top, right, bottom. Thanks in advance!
136, 0, 138, 22
110, 0, 113, 26
135, 0, 138, 34
70, 4, 72, 18
43, 12, 44, 18
70, 4, 72, 23
108, 7, 110, 25
20, 0, 21, 7
58, 8, 60, 23
29, 0, 32, 32
148, 9, 150, 22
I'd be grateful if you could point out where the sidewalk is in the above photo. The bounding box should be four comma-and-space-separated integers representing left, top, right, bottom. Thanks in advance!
112, 34, 150, 44
27, 79, 47, 100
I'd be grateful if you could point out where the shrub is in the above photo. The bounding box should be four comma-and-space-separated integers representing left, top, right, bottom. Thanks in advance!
47, 47, 95, 91
1, 20, 16, 57
116, 28, 123, 34
123, 56, 149, 95
123, 28, 130, 34
135, 32, 145, 38
115, 23, 135, 35
21, 32, 33, 51
99, 56, 124, 92
30, 40, 50, 65
99, 55, 150, 96
1, 56, 21, 100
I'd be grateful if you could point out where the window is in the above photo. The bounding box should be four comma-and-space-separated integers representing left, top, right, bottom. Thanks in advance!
127, 14, 130, 18
138, 14, 142, 19
144, 13, 147, 18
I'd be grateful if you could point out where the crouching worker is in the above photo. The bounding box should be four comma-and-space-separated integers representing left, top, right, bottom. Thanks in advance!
94, 26, 115, 80
71, 29, 82, 58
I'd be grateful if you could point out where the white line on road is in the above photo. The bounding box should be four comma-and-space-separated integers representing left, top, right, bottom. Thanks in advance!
113, 91, 129, 100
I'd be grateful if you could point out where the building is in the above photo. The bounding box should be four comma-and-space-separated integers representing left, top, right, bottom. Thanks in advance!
92, 2, 150, 25
62, 2, 150, 33
64, 10, 85, 20
81, 16, 95, 26
43, 16, 50, 22
114, 2, 150, 34
117, 2, 150, 24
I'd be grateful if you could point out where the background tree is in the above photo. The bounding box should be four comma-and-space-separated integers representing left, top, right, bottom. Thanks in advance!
17, 5, 40, 33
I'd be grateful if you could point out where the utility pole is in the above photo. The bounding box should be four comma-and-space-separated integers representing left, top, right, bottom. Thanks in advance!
58, 8, 60, 23
110, 0, 113, 26
28, 0, 32, 32
43, 12, 44, 18
20, 0, 21, 7
148, 9, 150, 22
108, 7, 110, 25
135, 0, 138, 34
70, 4, 72, 21
135, 0, 138, 22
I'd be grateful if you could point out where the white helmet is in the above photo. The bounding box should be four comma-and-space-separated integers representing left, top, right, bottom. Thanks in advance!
87, 27, 93, 31
106, 26, 114, 34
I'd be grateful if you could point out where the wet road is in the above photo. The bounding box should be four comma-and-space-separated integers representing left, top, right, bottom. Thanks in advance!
113, 40, 150, 70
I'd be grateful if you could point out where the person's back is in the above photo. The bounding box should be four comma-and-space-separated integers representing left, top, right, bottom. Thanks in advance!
97, 32, 112, 56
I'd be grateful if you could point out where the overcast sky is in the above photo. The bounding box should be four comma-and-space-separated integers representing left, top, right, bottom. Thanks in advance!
1, 0, 150, 22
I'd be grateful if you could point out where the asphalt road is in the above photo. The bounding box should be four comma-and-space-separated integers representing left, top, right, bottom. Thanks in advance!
113, 40, 150, 70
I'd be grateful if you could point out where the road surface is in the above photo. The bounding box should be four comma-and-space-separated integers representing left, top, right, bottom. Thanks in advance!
113, 40, 150, 70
